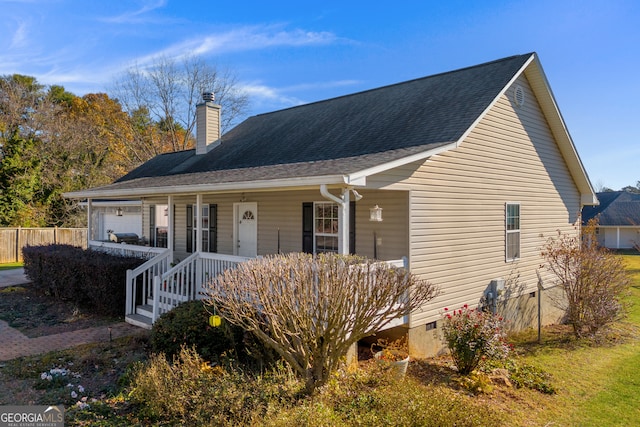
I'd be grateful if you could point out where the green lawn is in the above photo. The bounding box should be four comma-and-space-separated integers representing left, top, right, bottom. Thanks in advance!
0, 262, 23, 271
514, 255, 640, 426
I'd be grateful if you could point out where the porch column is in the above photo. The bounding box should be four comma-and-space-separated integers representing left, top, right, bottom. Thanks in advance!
167, 195, 174, 261
617, 227, 620, 249
339, 189, 350, 255
196, 194, 203, 253
86, 198, 92, 246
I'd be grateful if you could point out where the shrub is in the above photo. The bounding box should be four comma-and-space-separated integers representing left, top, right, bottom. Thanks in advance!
150, 300, 279, 367
204, 252, 438, 394
441, 305, 510, 375
128, 346, 301, 425
541, 219, 632, 337
150, 300, 244, 363
22, 244, 145, 316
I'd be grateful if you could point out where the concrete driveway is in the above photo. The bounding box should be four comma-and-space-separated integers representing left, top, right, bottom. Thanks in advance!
0, 267, 31, 288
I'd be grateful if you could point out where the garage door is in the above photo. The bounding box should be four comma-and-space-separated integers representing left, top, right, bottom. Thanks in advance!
101, 213, 143, 241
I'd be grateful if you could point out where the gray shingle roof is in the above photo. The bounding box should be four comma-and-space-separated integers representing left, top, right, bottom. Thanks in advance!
582, 191, 640, 226
115, 53, 532, 187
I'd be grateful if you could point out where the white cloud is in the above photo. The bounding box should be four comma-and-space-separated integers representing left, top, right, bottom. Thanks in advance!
240, 78, 362, 113
102, 0, 168, 24
135, 24, 341, 67
9, 20, 28, 48
241, 83, 305, 107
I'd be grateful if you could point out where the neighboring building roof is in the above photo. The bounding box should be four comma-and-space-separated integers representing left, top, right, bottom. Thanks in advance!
65, 52, 596, 203
583, 191, 640, 226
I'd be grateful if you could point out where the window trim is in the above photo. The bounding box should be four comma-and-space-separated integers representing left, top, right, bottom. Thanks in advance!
505, 202, 521, 262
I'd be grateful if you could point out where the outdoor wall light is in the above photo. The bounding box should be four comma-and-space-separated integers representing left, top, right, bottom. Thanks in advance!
116, 207, 123, 217
369, 205, 383, 222
164, 207, 168, 216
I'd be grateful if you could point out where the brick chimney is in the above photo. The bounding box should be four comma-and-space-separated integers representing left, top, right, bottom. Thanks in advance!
196, 92, 221, 155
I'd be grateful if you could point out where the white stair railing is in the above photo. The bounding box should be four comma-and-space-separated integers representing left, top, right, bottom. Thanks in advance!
152, 252, 251, 322
125, 249, 172, 316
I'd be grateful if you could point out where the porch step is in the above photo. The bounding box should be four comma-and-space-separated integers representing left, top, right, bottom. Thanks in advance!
125, 313, 152, 329
137, 304, 153, 318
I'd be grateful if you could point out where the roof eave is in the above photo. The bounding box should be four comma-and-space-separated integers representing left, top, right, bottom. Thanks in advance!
524, 54, 598, 206
64, 174, 348, 199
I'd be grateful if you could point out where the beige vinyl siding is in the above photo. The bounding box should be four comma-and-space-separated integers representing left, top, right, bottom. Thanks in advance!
372, 74, 581, 327
353, 190, 408, 260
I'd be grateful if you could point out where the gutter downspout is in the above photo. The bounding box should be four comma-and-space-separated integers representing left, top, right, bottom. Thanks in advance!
320, 184, 349, 255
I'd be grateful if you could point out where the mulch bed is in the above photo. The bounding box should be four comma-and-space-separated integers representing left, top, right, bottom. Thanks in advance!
0, 284, 119, 337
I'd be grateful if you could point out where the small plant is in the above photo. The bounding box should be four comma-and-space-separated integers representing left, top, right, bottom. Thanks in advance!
441, 305, 510, 375
506, 361, 556, 394
372, 337, 410, 378
453, 371, 494, 395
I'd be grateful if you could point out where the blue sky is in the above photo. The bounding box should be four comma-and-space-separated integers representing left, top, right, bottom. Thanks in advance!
2, 0, 638, 190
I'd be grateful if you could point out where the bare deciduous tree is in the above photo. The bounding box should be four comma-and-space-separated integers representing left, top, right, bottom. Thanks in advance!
541, 219, 631, 338
111, 55, 249, 155
203, 252, 439, 394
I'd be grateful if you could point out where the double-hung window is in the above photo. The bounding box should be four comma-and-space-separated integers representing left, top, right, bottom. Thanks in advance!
302, 201, 355, 255
314, 202, 339, 253
505, 203, 520, 261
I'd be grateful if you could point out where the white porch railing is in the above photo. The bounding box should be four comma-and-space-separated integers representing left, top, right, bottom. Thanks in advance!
125, 249, 172, 316
89, 240, 165, 260
375, 257, 410, 331
152, 252, 252, 322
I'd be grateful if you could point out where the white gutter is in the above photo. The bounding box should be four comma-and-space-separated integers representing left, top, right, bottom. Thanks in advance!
320, 184, 344, 205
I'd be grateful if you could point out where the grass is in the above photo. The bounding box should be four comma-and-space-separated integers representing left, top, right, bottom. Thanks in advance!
0, 262, 23, 271
506, 254, 640, 426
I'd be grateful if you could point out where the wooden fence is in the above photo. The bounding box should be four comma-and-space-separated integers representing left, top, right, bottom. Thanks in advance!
0, 227, 87, 263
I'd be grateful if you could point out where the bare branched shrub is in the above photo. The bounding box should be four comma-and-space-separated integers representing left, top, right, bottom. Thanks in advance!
541, 219, 631, 337
203, 252, 438, 394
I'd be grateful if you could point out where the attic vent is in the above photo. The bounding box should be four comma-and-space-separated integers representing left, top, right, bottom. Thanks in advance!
514, 85, 525, 107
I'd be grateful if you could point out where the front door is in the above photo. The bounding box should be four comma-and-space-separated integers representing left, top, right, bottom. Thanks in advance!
234, 202, 257, 257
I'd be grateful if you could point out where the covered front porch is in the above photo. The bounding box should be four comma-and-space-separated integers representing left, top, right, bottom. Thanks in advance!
84, 185, 410, 328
